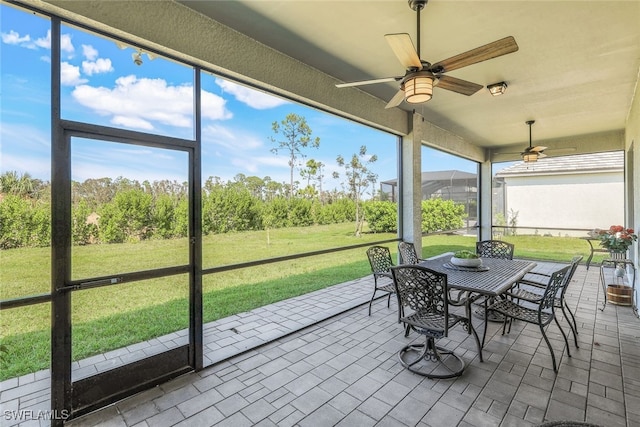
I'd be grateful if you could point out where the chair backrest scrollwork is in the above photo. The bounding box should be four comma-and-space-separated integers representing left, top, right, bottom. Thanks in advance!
398, 241, 420, 265
391, 265, 449, 330
366, 246, 393, 276
476, 240, 515, 260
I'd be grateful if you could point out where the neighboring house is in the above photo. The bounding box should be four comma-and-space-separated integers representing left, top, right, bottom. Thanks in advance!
494, 151, 624, 235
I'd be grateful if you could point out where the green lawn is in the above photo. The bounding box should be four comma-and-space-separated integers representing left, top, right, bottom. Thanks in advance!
0, 225, 605, 380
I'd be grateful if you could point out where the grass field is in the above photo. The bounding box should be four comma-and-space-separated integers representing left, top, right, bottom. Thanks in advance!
0, 224, 607, 380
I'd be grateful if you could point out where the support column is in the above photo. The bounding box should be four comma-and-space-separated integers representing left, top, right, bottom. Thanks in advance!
401, 113, 423, 252
479, 160, 493, 241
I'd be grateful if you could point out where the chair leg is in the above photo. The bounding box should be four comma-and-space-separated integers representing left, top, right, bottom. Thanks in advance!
481, 299, 489, 347
539, 323, 558, 372
368, 287, 377, 316
562, 302, 579, 348
398, 335, 465, 378
463, 299, 483, 362
553, 315, 571, 358
386, 292, 391, 308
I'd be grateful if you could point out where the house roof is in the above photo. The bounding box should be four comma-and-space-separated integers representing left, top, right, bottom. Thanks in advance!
495, 151, 624, 177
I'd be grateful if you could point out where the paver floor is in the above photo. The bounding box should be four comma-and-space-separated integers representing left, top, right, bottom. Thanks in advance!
2, 261, 639, 426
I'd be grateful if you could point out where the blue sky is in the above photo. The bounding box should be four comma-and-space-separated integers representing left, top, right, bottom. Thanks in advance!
0, 3, 477, 194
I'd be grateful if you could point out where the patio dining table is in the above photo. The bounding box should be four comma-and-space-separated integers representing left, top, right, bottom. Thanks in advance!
419, 254, 537, 358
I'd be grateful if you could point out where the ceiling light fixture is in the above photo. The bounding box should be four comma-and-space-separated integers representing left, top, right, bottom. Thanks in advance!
487, 81, 508, 96
132, 50, 143, 66
403, 72, 436, 104
521, 120, 547, 163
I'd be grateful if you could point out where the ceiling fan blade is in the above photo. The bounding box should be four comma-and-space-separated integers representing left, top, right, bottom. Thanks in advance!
385, 89, 406, 109
435, 75, 483, 96
530, 146, 548, 152
385, 33, 423, 70
432, 36, 519, 73
336, 76, 401, 88
537, 153, 548, 159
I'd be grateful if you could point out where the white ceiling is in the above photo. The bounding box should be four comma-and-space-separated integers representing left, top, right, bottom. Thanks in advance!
179, 0, 640, 151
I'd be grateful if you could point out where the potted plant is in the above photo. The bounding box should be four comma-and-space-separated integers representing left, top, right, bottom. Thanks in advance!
598, 225, 637, 258
598, 225, 637, 305
450, 250, 482, 268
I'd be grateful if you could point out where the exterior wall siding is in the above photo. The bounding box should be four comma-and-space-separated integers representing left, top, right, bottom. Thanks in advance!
503, 171, 624, 233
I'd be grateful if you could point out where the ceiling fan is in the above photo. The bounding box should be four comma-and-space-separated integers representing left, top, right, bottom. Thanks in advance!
335, 0, 519, 109
521, 120, 547, 162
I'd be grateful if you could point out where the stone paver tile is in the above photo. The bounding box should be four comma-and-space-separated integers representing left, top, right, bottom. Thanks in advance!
153, 385, 200, 411
514, 383, 551, 411
586, 406, 627, 427
461, 406, 503, 427
284, 371, 323, 396
290, 387, 333, 415
297, 404, 345, 427
586, 391, 625, 414
327, 391, 361, 415
121, 401, 161, 426
176, 387, 225, 418
215, 393, 250, 417
335, 409, 377, 427
357, 396, 393, 421
421, 401, 465, 427
241, 398, 277, 424
261, 369, 299, 392
145, 407, 184, 427
387, 394, 430, 426
545, 399, 585, 422
479, 377, 518, 405
213, 411, 253, 427
371, 379, 412, 406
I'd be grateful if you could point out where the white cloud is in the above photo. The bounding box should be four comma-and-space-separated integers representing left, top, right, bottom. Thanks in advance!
2, 29, 75, 58
33, 30, 50, 49
201, 89, 233, 121
71, 75, 232, 131
82, 57, 113, 76
216, 79, 289, 110
1, 30, 31, 46
112, 115, 154, 130
82, 44, 98, 60
61, 62, 87, 86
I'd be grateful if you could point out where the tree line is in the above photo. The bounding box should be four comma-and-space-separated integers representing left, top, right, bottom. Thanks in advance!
0, 113, 466, 249
0, 170, 466, 250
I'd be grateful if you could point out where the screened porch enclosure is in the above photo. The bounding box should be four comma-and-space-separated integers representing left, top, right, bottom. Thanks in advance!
0, 1, 638, 425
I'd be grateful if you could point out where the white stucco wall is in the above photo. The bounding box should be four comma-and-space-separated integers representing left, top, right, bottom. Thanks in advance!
503, 171, 624, 234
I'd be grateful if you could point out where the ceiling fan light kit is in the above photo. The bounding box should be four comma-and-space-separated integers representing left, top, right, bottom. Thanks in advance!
521, 120, 548, 163
335, 0, 518, 108
403, 72, 436, 103
487, 81, 508, 96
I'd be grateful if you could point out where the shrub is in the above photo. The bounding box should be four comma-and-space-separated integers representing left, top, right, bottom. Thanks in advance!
421, 198, 465, 233
363, 201, 397, 232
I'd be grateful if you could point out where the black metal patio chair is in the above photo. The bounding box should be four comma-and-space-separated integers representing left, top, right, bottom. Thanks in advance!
475, 239, 515, 325
391, 264, 481, 378
508, 256, 583, 348
398, 241, 425, 265
476, 239, 514, 260
365, 246, 395, 316
487, 264, 572, 372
